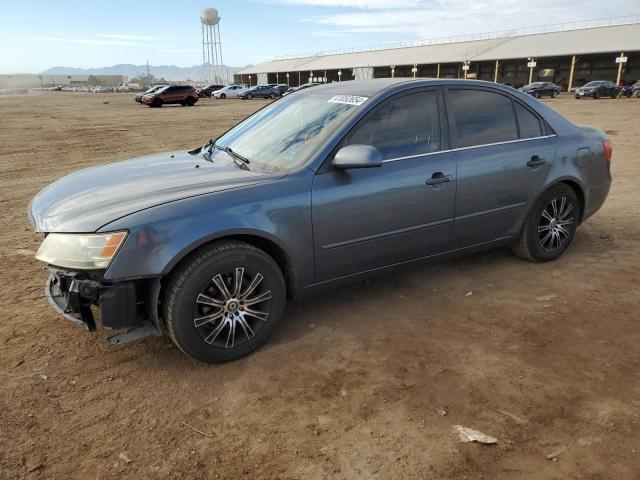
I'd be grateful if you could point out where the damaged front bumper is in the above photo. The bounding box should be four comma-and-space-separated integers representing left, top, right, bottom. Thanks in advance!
44, 268, 162, 344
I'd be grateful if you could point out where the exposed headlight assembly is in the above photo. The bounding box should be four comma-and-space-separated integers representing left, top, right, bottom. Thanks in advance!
35, 232, 127, 269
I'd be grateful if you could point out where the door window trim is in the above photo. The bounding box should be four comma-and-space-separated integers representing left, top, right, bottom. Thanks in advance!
317, 86, 449, 173
444, 86, 554, 149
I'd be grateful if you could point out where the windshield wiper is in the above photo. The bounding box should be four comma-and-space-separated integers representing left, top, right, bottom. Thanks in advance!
213, 144, 251, 170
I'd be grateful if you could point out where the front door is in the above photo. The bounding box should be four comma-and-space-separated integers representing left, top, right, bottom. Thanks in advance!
312, 89, 457, 282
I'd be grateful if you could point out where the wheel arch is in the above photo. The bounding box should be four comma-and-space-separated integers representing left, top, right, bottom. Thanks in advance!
161, 230, 298, 299
541, 177, 586, 224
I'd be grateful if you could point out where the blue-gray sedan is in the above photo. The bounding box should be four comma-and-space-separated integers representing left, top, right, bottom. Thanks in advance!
29, 78, 612, 363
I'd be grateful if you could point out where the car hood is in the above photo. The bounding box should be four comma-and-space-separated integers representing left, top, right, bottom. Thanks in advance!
29, 150, 282, 233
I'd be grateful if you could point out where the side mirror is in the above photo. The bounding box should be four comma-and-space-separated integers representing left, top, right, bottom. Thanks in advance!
332, 145, 383, 169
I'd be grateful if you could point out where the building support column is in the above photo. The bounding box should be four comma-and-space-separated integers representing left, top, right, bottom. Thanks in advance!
494, 60, 499, 83
276, 72, 279, 83
436, 63, 440, 79
528, 60, 534, 85
616, 52, 625, 85
567, 55, 576, 92
298, 71, 301, 85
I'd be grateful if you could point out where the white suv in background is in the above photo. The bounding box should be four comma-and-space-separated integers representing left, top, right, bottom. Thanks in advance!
212, 84, 248, 99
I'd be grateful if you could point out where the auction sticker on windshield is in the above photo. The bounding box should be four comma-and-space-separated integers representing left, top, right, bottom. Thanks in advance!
328, 95, 368, 106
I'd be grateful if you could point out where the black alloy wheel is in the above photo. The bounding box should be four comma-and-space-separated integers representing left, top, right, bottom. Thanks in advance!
511, 184, 579, 262
164, 241, 286, 363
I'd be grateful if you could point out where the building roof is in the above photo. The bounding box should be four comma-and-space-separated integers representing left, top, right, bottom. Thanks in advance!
240, 23, 640, 74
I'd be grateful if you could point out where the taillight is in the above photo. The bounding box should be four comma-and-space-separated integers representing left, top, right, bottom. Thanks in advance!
603, 139, 612, 162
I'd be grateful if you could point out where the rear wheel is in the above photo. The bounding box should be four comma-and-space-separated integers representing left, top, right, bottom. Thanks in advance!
185, 97, 195, 106
163, 241, 286, 363
593, 92, 599, 99
511, 184, 579, 262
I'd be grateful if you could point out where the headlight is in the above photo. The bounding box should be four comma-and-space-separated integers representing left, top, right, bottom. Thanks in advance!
35, 232, 127, 269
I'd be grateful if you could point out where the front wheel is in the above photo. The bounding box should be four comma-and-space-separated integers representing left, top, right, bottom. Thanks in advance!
551, 90, 558, 98
269, 92, 276, 99
220, 93, 226, 99
151, 98, 163, 108
511, 184, 579, 262
533, 91, 540, 99
163, 241, 286, 363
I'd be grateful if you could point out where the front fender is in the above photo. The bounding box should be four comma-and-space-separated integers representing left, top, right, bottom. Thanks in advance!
100, 175, 314, 290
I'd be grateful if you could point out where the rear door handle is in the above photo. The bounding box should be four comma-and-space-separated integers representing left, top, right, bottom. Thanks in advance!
527, 155, 546, 168
426, 172, 453, 186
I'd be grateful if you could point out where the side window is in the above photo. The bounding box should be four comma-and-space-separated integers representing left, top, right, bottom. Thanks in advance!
514, 102, 542, 139
448, 89, 518, 148
345, 91, 440, 160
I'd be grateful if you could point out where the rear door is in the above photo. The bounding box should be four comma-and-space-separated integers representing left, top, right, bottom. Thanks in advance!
312, 88, 457, 282
445, 87, 556, 248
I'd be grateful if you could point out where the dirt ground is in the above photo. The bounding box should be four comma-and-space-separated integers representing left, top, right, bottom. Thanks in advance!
0, 92, 639, 480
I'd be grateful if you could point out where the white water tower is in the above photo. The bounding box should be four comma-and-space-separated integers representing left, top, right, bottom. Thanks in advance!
200, 7, 226, 83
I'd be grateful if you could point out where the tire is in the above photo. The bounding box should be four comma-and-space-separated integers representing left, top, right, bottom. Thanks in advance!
220, 93, 226, 99
185, 97, 195, 106
163, 240, 286, 363
151, 98, 163, 108
270, 92, 276, 99
593, 92, 599, 99
533, 91, 540, 99
246, 93, 253, 99
551, 90, 558, 98
511, 184, 580, 262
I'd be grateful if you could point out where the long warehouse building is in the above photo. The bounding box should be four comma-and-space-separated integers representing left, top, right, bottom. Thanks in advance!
236, 18, 640, 90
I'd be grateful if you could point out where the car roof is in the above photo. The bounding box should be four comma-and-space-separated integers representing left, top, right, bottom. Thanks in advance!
301, 78, 523, 96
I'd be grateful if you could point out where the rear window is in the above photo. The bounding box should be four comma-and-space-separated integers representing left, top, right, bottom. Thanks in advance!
448, 89, 518, 148
514, 102, 542, 139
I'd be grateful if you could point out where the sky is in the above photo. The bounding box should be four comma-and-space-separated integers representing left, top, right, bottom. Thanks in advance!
1, 0, 638, 73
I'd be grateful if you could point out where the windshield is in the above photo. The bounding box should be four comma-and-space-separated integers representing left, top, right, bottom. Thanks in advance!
528, 82, 543, 87
214, 93, 364, 173
583, 81, 603, 87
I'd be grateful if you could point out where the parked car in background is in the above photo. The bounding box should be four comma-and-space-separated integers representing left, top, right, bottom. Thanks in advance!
267, 84, 288, 95
575, 81, 619, 99
142, 84, 198, 107
239, 85, 280, 99
520, 82, 560, 98
212, 84, 247, 99
115, 83, 142, 92
196, 84, 225, 98
29, 78, 612, 363
135, 85, 167, 103
284, 82, 321, 95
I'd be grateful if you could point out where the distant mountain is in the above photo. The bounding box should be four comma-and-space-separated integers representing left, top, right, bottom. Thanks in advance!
40, 64, 252, 81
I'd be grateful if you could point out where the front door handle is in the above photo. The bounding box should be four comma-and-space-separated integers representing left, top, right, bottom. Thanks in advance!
426, 172, 453, 186
527, 155, 546, 168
